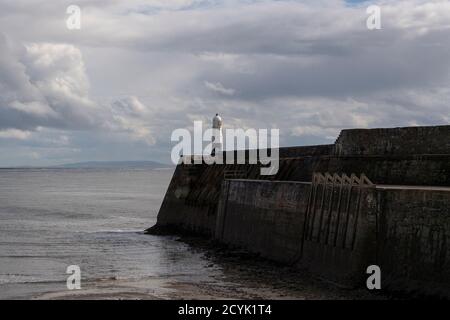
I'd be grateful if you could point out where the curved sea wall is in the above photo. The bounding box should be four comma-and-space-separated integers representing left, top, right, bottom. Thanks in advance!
147, 125, 450, 297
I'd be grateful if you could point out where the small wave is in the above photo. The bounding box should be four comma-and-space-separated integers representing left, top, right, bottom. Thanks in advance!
0, 274, 64, 285
87, 229, 145, 234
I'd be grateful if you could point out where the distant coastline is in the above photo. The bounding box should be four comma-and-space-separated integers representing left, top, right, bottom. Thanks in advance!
0, 160, 174, 170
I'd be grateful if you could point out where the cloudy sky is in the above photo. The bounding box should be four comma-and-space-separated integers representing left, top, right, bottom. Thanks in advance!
0, 0, 449, 166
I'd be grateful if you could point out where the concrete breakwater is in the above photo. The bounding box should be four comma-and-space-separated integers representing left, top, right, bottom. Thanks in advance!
147, 125, 450, 297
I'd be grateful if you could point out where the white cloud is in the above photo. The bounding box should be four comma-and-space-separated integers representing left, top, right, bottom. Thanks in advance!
0, 129, 32, 140
291, 126, 340, 140
204, 81, 236, 96
0, 36, 99, 131
112, 96, 148, 116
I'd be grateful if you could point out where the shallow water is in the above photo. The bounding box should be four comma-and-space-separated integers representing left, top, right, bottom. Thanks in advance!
0, 168, 383, 300
0, 168, 228, 299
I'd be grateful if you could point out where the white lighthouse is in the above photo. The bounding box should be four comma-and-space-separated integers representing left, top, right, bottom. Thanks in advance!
212, 113, 223, 156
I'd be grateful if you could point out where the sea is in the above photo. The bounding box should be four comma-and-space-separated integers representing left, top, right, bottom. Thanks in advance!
0, 168, 215, 299
0, 168, 378, 300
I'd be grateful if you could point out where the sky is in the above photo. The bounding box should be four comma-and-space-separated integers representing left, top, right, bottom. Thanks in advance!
0, 0, 449, 166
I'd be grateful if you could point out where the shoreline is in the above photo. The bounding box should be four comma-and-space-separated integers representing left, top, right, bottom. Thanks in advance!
33, 235, 390, 300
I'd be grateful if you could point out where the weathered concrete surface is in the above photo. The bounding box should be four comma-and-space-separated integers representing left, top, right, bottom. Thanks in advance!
148, 144, 338, 236
300, 184, 378, 287
146, 163, 218, 236
271, 156, 450, 186
215, 180, 309, 264
151, 153, 449, 236
334, 125, 450, 156
214, 179, 449, 296
215, 179, 379, 287
377, 188, 450, 297
148, 125, 450, 296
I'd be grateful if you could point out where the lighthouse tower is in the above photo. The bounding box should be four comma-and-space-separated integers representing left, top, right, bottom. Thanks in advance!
212, 113, 223, 156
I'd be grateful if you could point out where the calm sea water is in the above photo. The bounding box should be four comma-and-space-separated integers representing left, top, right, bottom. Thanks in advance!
0, 168, 379, 300
0, 168, 226, 299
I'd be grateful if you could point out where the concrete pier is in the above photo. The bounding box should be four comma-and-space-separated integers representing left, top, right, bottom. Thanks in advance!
147, 125, 450, 297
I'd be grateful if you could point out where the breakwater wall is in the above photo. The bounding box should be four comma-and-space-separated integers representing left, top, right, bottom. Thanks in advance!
334, 125, 450, 156
214, 179, 449, 296
148, 125, 450, 297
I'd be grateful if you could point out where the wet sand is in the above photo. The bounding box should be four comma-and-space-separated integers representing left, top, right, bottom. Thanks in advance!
35, 236, 389, 300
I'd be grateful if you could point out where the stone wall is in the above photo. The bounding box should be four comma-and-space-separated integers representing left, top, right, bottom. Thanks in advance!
300, 183, 378, 286
334, 125, 450, 156
215, 179, 379, 287
150, 152, 450, 235
213, 180, 450, 295
220, 144, 334, 160
148, 125, 450, 296
273, 155, 450, 186
215, 180, 309, 264
147, 163, 218, 236
377, 188, 450, 297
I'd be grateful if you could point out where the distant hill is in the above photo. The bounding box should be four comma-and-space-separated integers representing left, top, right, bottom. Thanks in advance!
56, 161, 173, 169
